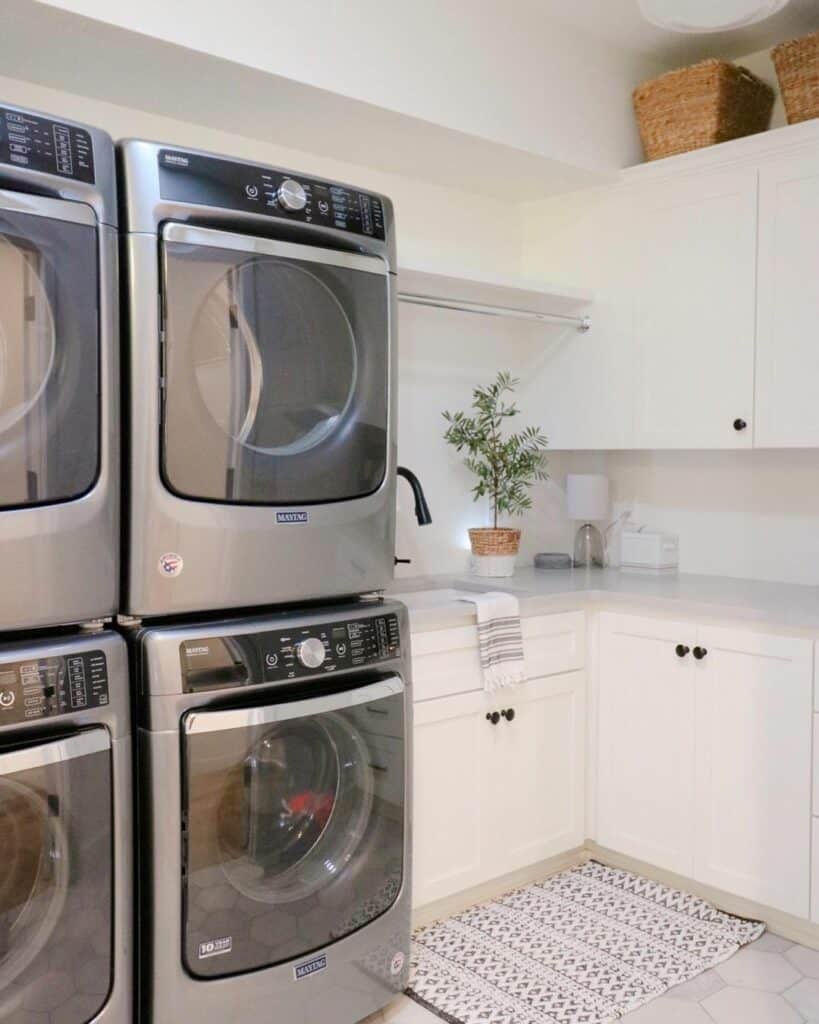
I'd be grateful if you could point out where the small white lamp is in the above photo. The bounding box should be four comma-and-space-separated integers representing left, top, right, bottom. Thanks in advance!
566, 474, 609, 568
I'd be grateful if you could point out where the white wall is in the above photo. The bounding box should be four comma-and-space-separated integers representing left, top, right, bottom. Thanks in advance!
607, 450, 819, 586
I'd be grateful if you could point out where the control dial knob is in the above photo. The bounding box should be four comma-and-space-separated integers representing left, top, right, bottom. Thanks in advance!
278, 179, 307, 212
297, 636, 326, 669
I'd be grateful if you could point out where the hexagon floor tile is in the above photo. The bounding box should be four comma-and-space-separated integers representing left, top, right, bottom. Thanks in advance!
703, 986, 803, 1024
715, 948, 802, 992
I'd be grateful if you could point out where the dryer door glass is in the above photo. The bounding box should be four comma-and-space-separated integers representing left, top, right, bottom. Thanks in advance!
0, 202, 99, 509
161, 225, 389, 505
182, 679, 405, 978
0, 728, 113, 1022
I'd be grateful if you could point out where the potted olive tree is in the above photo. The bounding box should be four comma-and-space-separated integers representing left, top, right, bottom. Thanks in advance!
443, 371, 548, 577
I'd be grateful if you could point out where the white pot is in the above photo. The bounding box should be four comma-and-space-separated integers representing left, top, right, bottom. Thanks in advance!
470, 553, 517, 578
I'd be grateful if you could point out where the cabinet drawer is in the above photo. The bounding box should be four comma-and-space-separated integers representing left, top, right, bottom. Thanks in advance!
411, 611, 585, 703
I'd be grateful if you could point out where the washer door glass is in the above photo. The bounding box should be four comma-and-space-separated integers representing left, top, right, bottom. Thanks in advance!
0, 202, 99, 509
0, 728, 113, 1023
182, 680, 405, 978
161, 225, 389, 505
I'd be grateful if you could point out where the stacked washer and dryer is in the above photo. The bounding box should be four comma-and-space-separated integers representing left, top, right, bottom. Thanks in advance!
117, 141, 414, 1024
0, 105, 132, 1024
0, 102, 415, 1024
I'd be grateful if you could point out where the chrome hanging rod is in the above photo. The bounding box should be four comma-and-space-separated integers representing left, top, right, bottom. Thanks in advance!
397, 291, 591, 332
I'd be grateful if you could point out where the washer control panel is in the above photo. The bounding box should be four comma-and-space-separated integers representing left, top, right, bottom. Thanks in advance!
158, 149, 386, 240
0, 650, 109, 725
180, 612, 402, 692
0, 107, 95, 183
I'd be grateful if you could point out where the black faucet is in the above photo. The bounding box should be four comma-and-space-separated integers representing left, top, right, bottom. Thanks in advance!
397, 466, 432, 526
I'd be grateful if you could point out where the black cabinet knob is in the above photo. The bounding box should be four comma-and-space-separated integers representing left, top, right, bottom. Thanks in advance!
486, 711, 500, 725
693, 646, 708, 660
733, 418, 747, 431
675, 644, 690, 658
501, 708, 516, 722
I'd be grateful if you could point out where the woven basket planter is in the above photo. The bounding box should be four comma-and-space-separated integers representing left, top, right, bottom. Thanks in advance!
468, 528, 521, 557
633, 59, 774, 161
772, 31, 819, 125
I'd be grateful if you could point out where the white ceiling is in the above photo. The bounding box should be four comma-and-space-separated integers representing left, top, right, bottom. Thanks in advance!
527, 0, 819, 64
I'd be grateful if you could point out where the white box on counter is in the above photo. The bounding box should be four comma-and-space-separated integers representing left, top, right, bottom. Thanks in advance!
620, 527, 679, 572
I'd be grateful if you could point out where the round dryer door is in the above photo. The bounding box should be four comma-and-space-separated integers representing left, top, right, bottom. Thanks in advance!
0, 199, 99, 510
160, 224, 390, 506
0, 728, 113, 1023
182, 678, 406, 978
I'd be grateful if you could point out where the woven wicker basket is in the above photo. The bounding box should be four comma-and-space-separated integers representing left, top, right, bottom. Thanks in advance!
633, 59, 775, 161
772, 31, 819, 125
468, 528, 521, 557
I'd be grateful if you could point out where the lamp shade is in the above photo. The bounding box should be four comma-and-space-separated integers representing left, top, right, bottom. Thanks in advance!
566, 474, 609, 522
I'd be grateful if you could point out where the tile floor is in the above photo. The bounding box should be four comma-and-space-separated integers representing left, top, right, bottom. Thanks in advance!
361, 932, 819, 1024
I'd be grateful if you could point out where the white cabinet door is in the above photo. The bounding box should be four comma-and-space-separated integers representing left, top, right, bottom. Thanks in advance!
483, 673, 585, 879
597, 613, 697, 876
694, 625, 812, 917
755, 148, 819, 447
632, 168, 757, 448
412, 691, 487, 907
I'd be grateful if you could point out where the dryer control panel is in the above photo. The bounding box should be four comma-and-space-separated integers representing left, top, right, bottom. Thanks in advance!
0, 650, 109, 725
180, 612, 402, 692
158, 149, 386, 240
0, 107, 95, 183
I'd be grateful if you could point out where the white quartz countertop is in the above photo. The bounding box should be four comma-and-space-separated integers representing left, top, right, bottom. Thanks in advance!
388, 567, 819, 636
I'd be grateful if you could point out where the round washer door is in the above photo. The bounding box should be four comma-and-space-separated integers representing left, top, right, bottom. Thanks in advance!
0, 728, 113, 1023
182, 678, 406, 978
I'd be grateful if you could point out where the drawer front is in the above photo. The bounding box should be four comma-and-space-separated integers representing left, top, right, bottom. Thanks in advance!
411, 611, 585, 703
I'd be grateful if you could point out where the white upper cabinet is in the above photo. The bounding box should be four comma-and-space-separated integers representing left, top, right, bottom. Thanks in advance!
755, 149, 819, 447
631, 168, 758, 449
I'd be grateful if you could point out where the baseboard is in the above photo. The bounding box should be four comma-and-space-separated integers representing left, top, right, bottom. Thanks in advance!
587, 841, 819, 951
413, 840, 819, 951
412, 846, 587, 928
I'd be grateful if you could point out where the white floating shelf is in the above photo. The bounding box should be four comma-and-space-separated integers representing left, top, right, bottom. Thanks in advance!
397, 266, 593, 331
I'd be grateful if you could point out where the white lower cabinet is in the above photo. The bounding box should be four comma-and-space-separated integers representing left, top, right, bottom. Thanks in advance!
413, 690, 486, 906
597, 614, 696, 877
694, 625, 812, 917
597, 612, 812, 918
412, 669, 585, 908
482, 674, 586, 880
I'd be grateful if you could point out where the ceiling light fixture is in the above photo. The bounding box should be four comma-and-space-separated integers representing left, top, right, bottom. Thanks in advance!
638, 0, 791, 33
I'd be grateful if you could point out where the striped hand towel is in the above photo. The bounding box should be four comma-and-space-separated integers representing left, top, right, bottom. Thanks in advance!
459, 591, 526, 692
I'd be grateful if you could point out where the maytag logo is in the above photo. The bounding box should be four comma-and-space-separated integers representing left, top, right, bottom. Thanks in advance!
162, 152, 190, 168
294, 954, 327, 981
185, 645, 210, 658
276, 511, 309, 524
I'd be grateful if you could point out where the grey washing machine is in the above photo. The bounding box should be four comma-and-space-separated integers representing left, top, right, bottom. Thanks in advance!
0, 104, 119, 631
118, 140, 397, 619
0, 630, 132, 1023
134, 599, 411, 1024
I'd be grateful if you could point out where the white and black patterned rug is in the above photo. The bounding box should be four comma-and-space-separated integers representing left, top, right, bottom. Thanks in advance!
407, 860, 764, 1024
